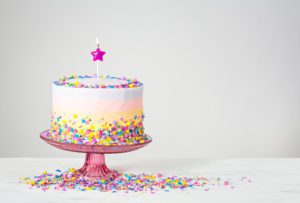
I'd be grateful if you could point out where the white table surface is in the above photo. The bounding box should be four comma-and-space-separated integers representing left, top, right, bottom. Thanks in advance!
0, 158, 299, 203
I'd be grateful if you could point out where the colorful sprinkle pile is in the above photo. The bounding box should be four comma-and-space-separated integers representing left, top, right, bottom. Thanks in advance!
19, 169, 236, 193
50, 113, 147, 145
53, 75, 143, 89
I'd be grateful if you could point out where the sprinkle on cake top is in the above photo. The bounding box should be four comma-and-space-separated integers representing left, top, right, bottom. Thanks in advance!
53, 75, 143, 89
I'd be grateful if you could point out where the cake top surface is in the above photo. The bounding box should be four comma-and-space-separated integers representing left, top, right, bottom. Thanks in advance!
53, 75, 143, 89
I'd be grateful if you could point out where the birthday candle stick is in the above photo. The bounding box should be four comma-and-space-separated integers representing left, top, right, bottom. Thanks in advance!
90, 38, 106, 79
96, 38, 100, 78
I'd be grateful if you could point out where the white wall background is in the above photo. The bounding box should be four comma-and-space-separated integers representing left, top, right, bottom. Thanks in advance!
0, 0, 299, 158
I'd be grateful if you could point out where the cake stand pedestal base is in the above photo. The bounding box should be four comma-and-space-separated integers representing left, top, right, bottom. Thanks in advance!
77, 153, 118, 180
40, 130, 152, 180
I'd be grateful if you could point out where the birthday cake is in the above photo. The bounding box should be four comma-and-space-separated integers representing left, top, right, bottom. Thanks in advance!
48, 75, 148, 145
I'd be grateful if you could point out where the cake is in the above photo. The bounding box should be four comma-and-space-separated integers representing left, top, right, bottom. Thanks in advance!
49, 74, 148, 145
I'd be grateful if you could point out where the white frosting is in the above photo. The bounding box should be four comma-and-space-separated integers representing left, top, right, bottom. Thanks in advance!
68, 77, 129, 86
52, 83, 143, 100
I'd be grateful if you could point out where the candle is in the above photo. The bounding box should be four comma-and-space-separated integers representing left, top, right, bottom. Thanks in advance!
90, 38, 106, 78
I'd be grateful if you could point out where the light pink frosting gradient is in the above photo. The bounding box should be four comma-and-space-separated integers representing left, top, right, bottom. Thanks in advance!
52, 78, 143, 122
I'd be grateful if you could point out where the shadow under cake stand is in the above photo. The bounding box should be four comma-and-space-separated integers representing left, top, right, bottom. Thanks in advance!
40, 130, 152, 180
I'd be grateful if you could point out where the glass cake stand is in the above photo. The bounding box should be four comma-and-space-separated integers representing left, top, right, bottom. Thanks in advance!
40, 130, 152, 180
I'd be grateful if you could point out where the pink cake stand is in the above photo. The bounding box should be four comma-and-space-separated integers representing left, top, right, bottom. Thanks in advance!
40, 130, 152, 180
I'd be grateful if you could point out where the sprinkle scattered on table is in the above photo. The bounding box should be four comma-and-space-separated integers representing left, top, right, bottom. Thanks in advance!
19, 169, 251, 193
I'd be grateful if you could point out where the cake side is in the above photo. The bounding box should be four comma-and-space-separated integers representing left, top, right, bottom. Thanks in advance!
49, 75, 147, 145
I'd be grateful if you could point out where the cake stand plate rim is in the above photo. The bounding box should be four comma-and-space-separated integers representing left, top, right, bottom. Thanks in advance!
40, 130, 152, 154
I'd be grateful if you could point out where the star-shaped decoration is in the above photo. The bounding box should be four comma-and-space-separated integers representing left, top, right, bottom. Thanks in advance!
90, 48, 106, 62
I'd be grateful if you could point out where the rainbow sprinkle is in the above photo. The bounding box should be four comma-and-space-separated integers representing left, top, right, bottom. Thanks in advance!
53, 75, 143, 89
19, 169, 235, 193
50, 114, 147, 145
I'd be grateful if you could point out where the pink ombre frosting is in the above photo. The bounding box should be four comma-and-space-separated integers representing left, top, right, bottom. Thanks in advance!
52, 81, 143, 122
49, 76, 146, 145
